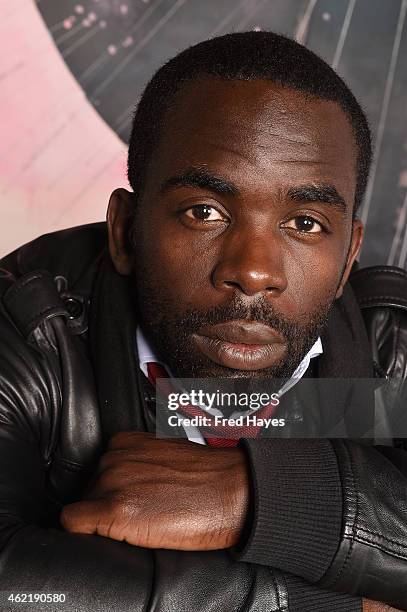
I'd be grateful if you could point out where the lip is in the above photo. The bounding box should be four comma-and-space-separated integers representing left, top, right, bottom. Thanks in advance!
192, 320, 287, 370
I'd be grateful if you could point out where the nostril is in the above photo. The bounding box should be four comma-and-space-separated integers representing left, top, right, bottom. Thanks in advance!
223, 280, 242, 290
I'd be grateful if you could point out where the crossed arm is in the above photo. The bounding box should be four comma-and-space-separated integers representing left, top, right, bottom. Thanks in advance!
0, 419, 369, 612
1, 413, 405, 611
60, 431, 405, 611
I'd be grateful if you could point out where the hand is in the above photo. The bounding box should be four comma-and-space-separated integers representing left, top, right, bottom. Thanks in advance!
363, 598, 403, 611
60, 431, 249, 550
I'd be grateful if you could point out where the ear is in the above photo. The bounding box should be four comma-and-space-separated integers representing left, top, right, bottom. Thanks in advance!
335, 219, 364, 299
107, 188, 136, 276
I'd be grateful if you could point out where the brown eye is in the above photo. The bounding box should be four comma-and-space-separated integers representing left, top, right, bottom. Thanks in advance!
283, 215, 323, 233
184, 205, 225, 222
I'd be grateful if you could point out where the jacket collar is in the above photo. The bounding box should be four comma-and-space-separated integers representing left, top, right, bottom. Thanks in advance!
89, 251, 148, 443
318, 282, 374, 379
315, 283, 375, 436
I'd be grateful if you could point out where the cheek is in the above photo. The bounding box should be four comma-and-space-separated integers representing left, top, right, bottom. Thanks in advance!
134, 215, 217, 304
283, 242, 345, 316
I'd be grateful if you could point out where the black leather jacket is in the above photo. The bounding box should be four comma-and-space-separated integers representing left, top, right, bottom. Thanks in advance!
0, 223, 406, 612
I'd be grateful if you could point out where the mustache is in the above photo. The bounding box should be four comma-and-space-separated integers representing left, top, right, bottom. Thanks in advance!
175, 295, 318, 338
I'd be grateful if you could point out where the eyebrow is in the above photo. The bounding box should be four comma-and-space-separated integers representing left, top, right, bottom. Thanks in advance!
287, 184, 347, 211
160, 166, 347, 211
160, 167, 240, 197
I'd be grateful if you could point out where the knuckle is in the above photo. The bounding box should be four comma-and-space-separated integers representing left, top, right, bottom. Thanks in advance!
94, 467, 119, 493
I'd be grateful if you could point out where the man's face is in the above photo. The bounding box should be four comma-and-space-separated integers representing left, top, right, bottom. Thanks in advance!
109, 78, 363, 379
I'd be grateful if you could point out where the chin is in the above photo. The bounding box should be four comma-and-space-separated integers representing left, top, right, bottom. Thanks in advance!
171, 359, 289, 380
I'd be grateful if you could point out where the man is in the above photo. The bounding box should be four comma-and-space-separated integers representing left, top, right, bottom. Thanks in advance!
0, 31, 406, 611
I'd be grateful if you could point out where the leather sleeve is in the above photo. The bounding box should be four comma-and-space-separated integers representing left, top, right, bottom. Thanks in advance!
0, 300, 149, 610
0, 429, 363, 611
322, 439, 407, 608
233, 436, 407, 610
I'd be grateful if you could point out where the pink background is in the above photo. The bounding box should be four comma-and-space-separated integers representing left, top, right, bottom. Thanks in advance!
0, 0, 127, 257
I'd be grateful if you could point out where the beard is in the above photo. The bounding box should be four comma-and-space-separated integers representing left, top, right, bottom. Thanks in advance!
133, 276, 336, 382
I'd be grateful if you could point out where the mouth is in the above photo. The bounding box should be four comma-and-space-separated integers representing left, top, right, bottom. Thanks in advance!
191, 320, 287, 371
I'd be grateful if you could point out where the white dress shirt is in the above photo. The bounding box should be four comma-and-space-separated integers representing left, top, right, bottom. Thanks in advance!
136, 326, 323, 444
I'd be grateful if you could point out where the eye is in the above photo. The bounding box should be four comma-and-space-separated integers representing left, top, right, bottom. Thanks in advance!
282, 215, 324, 234
184, 204, 226, 222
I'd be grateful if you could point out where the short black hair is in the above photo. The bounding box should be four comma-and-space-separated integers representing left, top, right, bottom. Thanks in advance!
127, 31, 371, 214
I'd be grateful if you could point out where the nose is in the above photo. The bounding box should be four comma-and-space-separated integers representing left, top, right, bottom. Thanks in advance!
212, 229, 288, 297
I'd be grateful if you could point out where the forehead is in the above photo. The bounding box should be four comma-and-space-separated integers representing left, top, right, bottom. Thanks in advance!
147, 78, 357, 202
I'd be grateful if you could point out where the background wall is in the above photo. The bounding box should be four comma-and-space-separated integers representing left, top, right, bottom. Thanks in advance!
1, 0, 407, 268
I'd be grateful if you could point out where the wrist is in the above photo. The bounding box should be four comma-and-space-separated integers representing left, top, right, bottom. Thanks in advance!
222, 447, 250, 547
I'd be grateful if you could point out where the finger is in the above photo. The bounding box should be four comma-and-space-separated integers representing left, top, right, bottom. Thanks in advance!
60, 499, 116, 537
84, 467, 131, 499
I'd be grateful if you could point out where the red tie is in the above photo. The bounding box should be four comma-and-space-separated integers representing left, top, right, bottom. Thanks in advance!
146, 362, 279, 447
